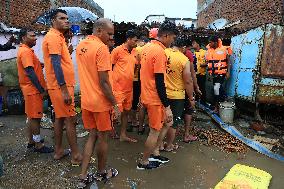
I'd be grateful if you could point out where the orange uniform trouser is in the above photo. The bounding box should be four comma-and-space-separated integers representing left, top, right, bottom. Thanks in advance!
144, 104, 165, 131
48, 87, 76, 118
24, 93, 43, 119
82, 109, 113, 131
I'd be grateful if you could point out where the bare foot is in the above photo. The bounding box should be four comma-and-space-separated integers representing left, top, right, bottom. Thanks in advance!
71, 153, 83, 165
54, 149, 71, 160
120, 136, 138, 143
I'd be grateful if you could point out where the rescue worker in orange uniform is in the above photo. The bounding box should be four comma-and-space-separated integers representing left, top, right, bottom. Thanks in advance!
206, 35, 231, 113
17, 28, 54, 153
76, 18, 120, 186
111, 29, 140, 143
42, 9, 82, 164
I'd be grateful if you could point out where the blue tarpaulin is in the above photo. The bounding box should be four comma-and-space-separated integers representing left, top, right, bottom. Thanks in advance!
35, 7, 98, 25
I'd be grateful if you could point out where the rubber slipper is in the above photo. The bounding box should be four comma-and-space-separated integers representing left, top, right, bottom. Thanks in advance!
164, 144, 179, 152
71, 162, 81, 167
159, 142, 168, 151
94, 168, 119, 182
71, 158, 82, 167
77, 173, 94, 189
183, 135, 198, 143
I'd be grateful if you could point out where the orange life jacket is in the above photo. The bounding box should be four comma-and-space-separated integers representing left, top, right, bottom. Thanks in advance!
206, 46, 228, 75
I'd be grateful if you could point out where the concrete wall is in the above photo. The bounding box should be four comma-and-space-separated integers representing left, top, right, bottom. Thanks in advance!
197, 0, 284, 31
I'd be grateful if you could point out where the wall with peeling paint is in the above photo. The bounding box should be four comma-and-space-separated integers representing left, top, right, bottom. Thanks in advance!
227, 24, 284, 105
197, 0, 283, 31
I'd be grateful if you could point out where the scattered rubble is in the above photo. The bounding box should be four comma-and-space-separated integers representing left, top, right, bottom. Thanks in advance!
194, 128, 248, 154
253, 136, 280, 151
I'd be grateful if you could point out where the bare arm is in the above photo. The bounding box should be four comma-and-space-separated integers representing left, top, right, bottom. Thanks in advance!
226, 54, 231, 79
98, 71, 117, 106
190, 61, 199, 92
183, 62, 194, 100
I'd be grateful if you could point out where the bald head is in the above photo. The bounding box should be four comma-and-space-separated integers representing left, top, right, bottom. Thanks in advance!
92, 18, 114, 46
93, 18, 113, 33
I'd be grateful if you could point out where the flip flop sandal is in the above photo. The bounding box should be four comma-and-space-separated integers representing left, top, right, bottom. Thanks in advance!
77, 173, 94, 189
90, 157, 96, 164
159, 142, 168, 151
71, 162, 81, 167
71, 158, 82, 167
164, 144, 179, 152
94, 168, 119, 182
183, 135, 198, 143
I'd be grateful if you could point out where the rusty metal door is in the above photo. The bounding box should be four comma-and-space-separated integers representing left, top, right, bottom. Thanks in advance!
261, 24, 284, 77
257, 24, 284, 104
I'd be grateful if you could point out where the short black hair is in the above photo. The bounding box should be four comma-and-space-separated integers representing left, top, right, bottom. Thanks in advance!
139, 36, 150, 43
186, 37, 192, 47
18, 28, 34, 42
125, 29, 139, 39
50, 9, 67, 20
157, 20, 179, 37
192, 39, 201, 45
209, 35, 219, 42
174, 36, 187, 47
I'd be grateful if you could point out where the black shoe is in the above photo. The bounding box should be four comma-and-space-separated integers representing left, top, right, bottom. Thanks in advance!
27, 139, 45, 149
137, 128, 145, 135
137, 161, 161, 170
34, 145, 54, 153
148, 154, 170, 164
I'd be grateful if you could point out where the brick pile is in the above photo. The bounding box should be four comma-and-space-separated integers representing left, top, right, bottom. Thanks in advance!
197, 0, 284, 31
0, 0, 103, 31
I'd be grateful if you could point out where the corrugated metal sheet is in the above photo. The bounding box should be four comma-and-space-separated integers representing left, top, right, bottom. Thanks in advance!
261, 24, 284, 77
227, 24, 284, 105
227, 27, 264, 102
227, 34, 244, 97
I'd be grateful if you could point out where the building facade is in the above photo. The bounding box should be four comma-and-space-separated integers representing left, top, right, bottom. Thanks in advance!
0, 0, 104, 29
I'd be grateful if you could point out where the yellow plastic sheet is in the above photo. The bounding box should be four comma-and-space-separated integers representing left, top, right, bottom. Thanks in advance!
215, 164, 272, 189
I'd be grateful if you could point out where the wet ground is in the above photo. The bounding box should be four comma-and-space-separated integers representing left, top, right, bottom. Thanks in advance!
0, 111, 283, 189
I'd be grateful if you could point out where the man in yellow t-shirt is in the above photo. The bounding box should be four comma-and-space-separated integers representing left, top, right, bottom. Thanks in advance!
163, 37, 194, 151
192, 40, 207, 104
129, 37, 149, 135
